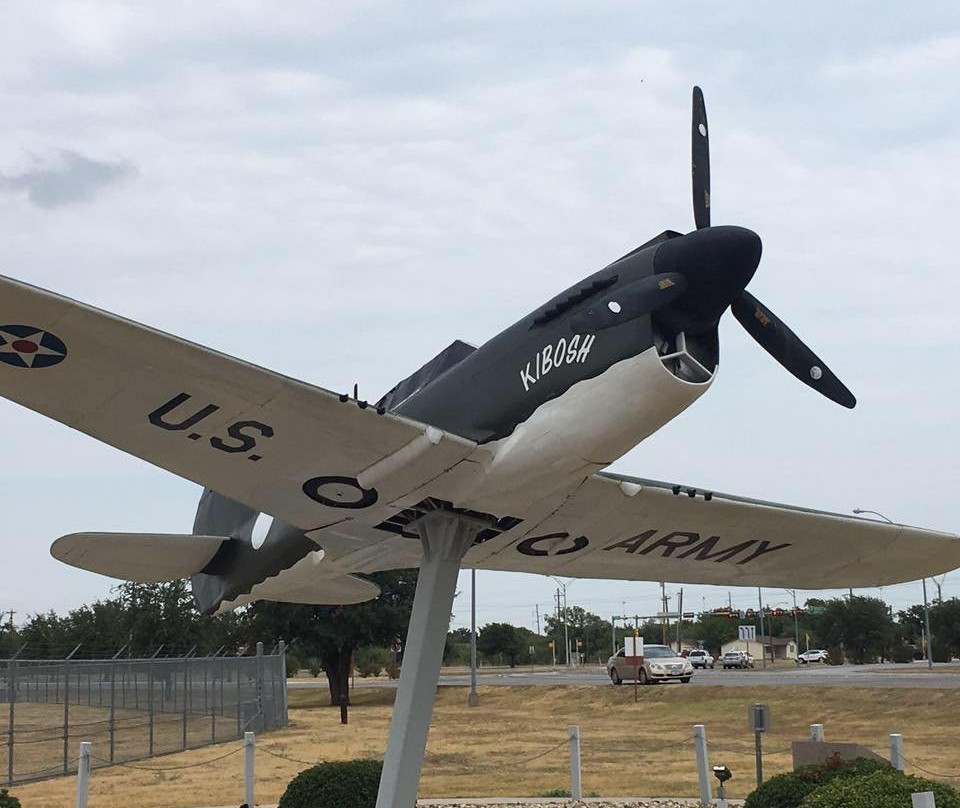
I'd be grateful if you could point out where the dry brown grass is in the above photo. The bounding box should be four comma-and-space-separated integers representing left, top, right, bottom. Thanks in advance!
10, 684, 960, 807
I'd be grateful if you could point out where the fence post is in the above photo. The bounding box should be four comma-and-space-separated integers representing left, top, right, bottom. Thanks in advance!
811, 724, 824, 742
63, 657, 70, 774
255, 642, 264, 732
182, 657, 189, 750
912, 792, 936, 808
244, 731, 255, 807
148, 661, 155, 757
279, 640, 288, 727
109, 662, 116, 763
568, 725, 582, 801
75, 741, 92, 808
6, 658, 15, 786
693, 724, 711, 804
891, 734, 905, 772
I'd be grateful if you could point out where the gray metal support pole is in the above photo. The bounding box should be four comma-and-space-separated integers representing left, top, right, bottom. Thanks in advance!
568, 725, 582, 801
244, 731, 255, 807
811, 723, 824, 742
693, 724, 711, 805
375, 511, 484, 808
469, 568, 479, 707
755, 728, 763, 787
912, 792, 937, 808
182, 658, 189, 750
922, 579, 933, 669
891, 733, 905, 772
75, 741, 92, 808
611, 617, 616, 656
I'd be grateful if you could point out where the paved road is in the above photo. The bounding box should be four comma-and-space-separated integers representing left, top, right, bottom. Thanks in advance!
290, 662, 960, 690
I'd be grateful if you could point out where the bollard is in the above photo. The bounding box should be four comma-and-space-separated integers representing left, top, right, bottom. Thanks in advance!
568, 725, 582, 801
693, 724, 711, 804
912, 792, 936, 808
244, 731, 256, 807
810, 724, 824, 742
75, 742, 92, 808
890, 733, 905, 772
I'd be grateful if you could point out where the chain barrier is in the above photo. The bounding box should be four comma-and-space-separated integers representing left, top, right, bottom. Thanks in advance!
89, 745, 244, 772
259, 746, 329, 767
901, 755, 960, 780
423, 738, 570, 774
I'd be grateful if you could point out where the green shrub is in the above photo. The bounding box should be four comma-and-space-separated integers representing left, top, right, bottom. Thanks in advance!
307, 658, 323, 677
800, 769, 960, 808
743, 756, 889, 808
825, 647, 844, 665
285, 651, 301, 677
279, 759, 382, 808
355, 647, 392, 678
385, 662, 401, 679
889, 644, 915, 663
0, 789, 21, 808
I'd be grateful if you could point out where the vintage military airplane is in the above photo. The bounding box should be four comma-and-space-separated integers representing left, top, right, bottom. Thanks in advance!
1, 89, 956, 612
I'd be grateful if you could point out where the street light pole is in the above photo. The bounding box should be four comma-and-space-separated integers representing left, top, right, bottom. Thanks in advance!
853, 508, 933, 669
551, 577, 573, 668
469, 568, 479, 706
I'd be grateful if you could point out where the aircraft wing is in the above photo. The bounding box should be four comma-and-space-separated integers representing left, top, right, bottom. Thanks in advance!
311, 472, 960, 589
465, 471, 960, 588
0, 275, 475, 530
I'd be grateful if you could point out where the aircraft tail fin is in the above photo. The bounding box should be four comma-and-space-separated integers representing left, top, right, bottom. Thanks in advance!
51, 532, 227, 583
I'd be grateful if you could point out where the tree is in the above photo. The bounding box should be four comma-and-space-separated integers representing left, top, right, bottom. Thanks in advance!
815, 596, 892, 664
251, 569, 417, 706
477, 622, 524, 667
929, 598, 960, 658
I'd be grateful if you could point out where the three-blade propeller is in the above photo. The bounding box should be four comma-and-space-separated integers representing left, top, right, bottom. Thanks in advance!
684, 86, 856, 409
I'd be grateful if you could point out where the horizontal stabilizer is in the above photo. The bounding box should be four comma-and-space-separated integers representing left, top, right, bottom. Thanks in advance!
52, 533, 225, 582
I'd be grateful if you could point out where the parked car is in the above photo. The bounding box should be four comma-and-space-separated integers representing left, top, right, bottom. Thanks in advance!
797, 649, 829, 664
722, 651, 754, 669
607, 644, 694, 685
687, 649, 715, 669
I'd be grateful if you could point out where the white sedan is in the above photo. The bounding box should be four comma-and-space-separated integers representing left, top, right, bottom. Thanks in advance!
798, 649, 829, 663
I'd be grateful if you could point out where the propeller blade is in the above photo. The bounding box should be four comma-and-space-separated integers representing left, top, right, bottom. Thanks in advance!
570, 273, 688, 333
731, 291, 856, 409
692, 86, 711, 230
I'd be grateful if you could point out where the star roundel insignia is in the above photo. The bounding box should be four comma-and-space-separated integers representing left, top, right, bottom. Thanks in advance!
0, 325, 68, 368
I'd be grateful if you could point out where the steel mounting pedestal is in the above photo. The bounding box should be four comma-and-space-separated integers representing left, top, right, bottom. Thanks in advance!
375, 510, 489, 808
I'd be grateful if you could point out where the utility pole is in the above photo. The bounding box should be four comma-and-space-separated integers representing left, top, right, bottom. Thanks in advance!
660, 582, 668, 644
757, 588, 767, 668
676, 589, 684, 652
4, 609, 15, 630
535, 604, 541, 636
787, 589, 800, 660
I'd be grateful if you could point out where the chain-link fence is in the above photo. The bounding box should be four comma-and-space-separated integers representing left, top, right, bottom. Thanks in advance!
0, 643, 287, 785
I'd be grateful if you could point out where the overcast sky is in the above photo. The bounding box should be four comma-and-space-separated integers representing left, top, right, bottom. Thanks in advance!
1, 2, 957, 643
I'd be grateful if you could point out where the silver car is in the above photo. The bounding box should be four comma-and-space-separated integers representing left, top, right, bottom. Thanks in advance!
607, 644, 694, 685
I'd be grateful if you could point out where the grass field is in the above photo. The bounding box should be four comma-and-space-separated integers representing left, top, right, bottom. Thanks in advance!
10, 684, 960, 807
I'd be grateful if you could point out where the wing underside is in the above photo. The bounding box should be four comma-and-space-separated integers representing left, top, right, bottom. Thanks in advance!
310, 472, 960, 589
